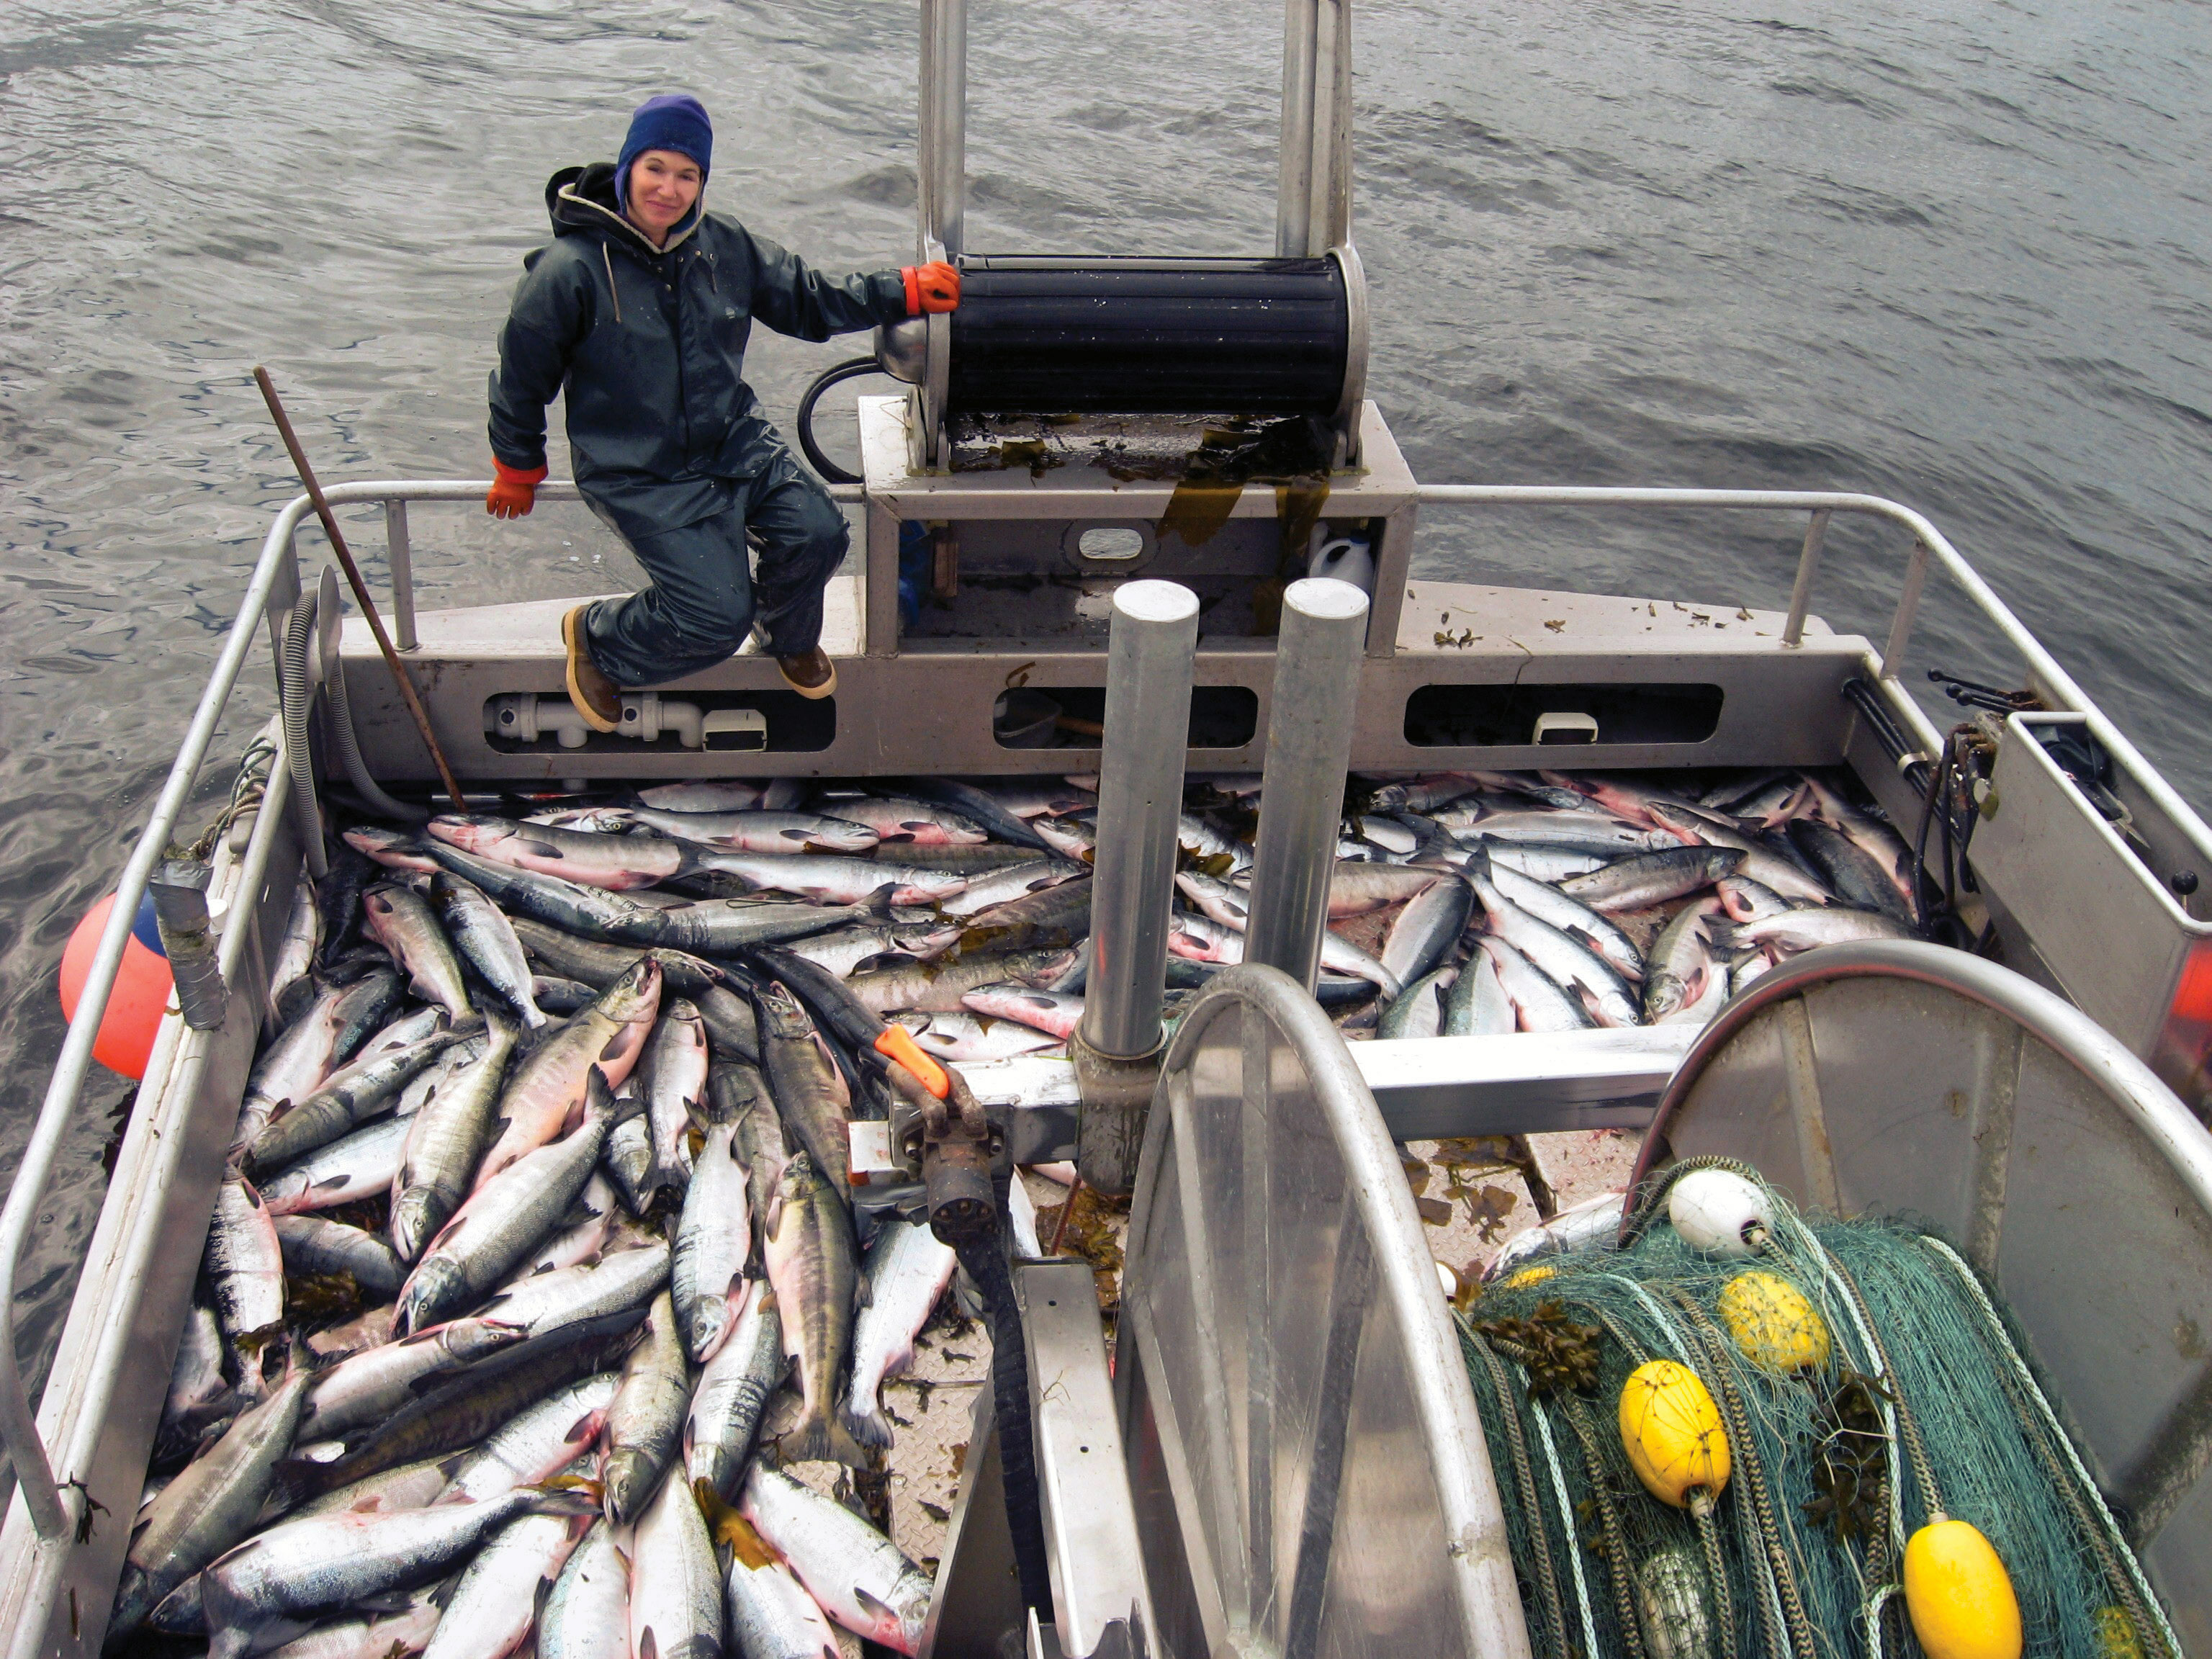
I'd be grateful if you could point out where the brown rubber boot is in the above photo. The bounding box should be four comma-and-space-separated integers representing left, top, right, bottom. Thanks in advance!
776, 647, 837, 700
562, 606, 622, 733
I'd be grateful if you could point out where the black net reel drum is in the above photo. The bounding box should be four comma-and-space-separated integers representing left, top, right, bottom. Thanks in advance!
876, 246, 1370, 469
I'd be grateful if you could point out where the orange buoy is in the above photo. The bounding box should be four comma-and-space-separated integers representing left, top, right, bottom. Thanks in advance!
59, 893, 174, 1081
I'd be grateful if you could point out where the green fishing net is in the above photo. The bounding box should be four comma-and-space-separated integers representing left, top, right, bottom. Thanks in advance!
1458, 1162, 2178, 1659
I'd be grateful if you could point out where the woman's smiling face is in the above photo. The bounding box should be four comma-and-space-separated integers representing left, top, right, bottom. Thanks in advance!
625, 150, 702, 245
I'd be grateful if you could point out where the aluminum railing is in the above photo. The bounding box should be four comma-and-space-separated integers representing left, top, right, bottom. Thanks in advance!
1413, 483, 2212, 879
0, 472, 2196, 1541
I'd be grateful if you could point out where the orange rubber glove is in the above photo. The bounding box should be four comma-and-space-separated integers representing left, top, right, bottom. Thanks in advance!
902, 261, 961, 315
486, 459, 547, 518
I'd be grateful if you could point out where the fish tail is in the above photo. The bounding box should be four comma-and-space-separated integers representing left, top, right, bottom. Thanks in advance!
786, 1410, 870, 1468
1704, 920, 1740, 956
842, 1393, 895, 1452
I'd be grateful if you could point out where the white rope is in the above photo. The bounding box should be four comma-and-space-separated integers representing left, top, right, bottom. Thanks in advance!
1530, 1395, 1604, 1659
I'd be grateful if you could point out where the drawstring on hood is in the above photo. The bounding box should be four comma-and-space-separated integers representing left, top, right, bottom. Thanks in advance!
601, 243, 623, 324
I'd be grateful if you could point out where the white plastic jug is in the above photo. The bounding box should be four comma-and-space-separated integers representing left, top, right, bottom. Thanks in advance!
1308, 535, 1375, 593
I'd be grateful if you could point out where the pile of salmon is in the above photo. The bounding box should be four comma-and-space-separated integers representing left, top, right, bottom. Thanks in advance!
114, 765, 1915, 1658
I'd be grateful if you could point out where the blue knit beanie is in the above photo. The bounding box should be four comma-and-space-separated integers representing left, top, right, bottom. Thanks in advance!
616, 94, 712, 209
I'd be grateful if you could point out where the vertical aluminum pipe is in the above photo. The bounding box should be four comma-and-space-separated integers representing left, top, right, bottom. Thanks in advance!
150, 859, 225, 1030
918, 0, 967, 258
1081, 580, 1200, 1059
1074, 581, 1197, 1195
1243, 578, 1370, 991
1277, 0, 1354, 258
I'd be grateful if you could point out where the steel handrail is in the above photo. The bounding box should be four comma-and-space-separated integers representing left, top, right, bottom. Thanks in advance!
1412, 484, 2212, 869
1, 473, 2192, 1538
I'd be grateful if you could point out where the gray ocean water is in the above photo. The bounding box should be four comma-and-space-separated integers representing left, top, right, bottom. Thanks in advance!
1, 0, 2208, 1380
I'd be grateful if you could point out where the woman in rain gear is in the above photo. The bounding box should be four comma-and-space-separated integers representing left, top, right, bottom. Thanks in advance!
485, 94, 958, 725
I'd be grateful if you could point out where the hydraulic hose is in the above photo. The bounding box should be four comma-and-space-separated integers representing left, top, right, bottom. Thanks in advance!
279, 590, 330, 879
325, 645, 428, 823
948, 1176, 1055, 1617
277, 579, 429, 865
795, 356, 886, 485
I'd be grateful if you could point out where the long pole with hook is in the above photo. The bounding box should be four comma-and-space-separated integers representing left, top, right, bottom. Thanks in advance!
253, 367, 466, 808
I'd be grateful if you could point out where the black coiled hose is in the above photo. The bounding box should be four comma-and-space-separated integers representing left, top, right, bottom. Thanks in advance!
794, 356, 889, 485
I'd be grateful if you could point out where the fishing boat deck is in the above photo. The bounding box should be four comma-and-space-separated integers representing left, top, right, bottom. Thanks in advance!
10, 452, 2212, 1658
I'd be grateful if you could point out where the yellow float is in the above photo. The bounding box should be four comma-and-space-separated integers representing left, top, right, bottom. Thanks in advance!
2094, 1606, 2146, 1659
1902, 1514, 2022, 1659
1618, 1359, 1730, 1510
1717, 1270, 1832, 1373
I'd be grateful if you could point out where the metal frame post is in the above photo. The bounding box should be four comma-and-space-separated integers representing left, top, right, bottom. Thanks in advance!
1074, 581, 1199, 1195
1277, 0, 1354, 258
1781, 506, 1830, 647
1882, 538, 1931, 677
1082, 580, 1199, 1059
385, 500, 417, 651
1244, 577, 1369, 989
919, 0, 967, 259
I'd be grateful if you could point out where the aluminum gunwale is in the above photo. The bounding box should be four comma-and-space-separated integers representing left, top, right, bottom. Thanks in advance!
0, 736, 299, 1659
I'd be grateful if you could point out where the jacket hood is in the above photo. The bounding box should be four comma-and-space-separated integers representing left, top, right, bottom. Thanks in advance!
545, 162, 703, 254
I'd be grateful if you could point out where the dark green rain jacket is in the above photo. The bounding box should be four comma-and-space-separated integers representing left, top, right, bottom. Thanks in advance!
487, 162, 907, 540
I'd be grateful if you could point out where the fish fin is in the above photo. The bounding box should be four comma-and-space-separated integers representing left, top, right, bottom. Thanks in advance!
529, 1477, 603, 1515
269, 1458, 327, 1506
1704, 920, 1740, 955
583, 1066, 615, 1120
863, 884, 900, 920
855, 1586, 902, 1627
783, 1412, 869, 1469
705, 1485, 776, 1565
842, 1396, 895, 1451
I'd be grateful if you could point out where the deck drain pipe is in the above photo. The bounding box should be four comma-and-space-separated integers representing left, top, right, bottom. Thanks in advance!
1072, 580, 1199, 1195
1243, 577, 1370, 991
